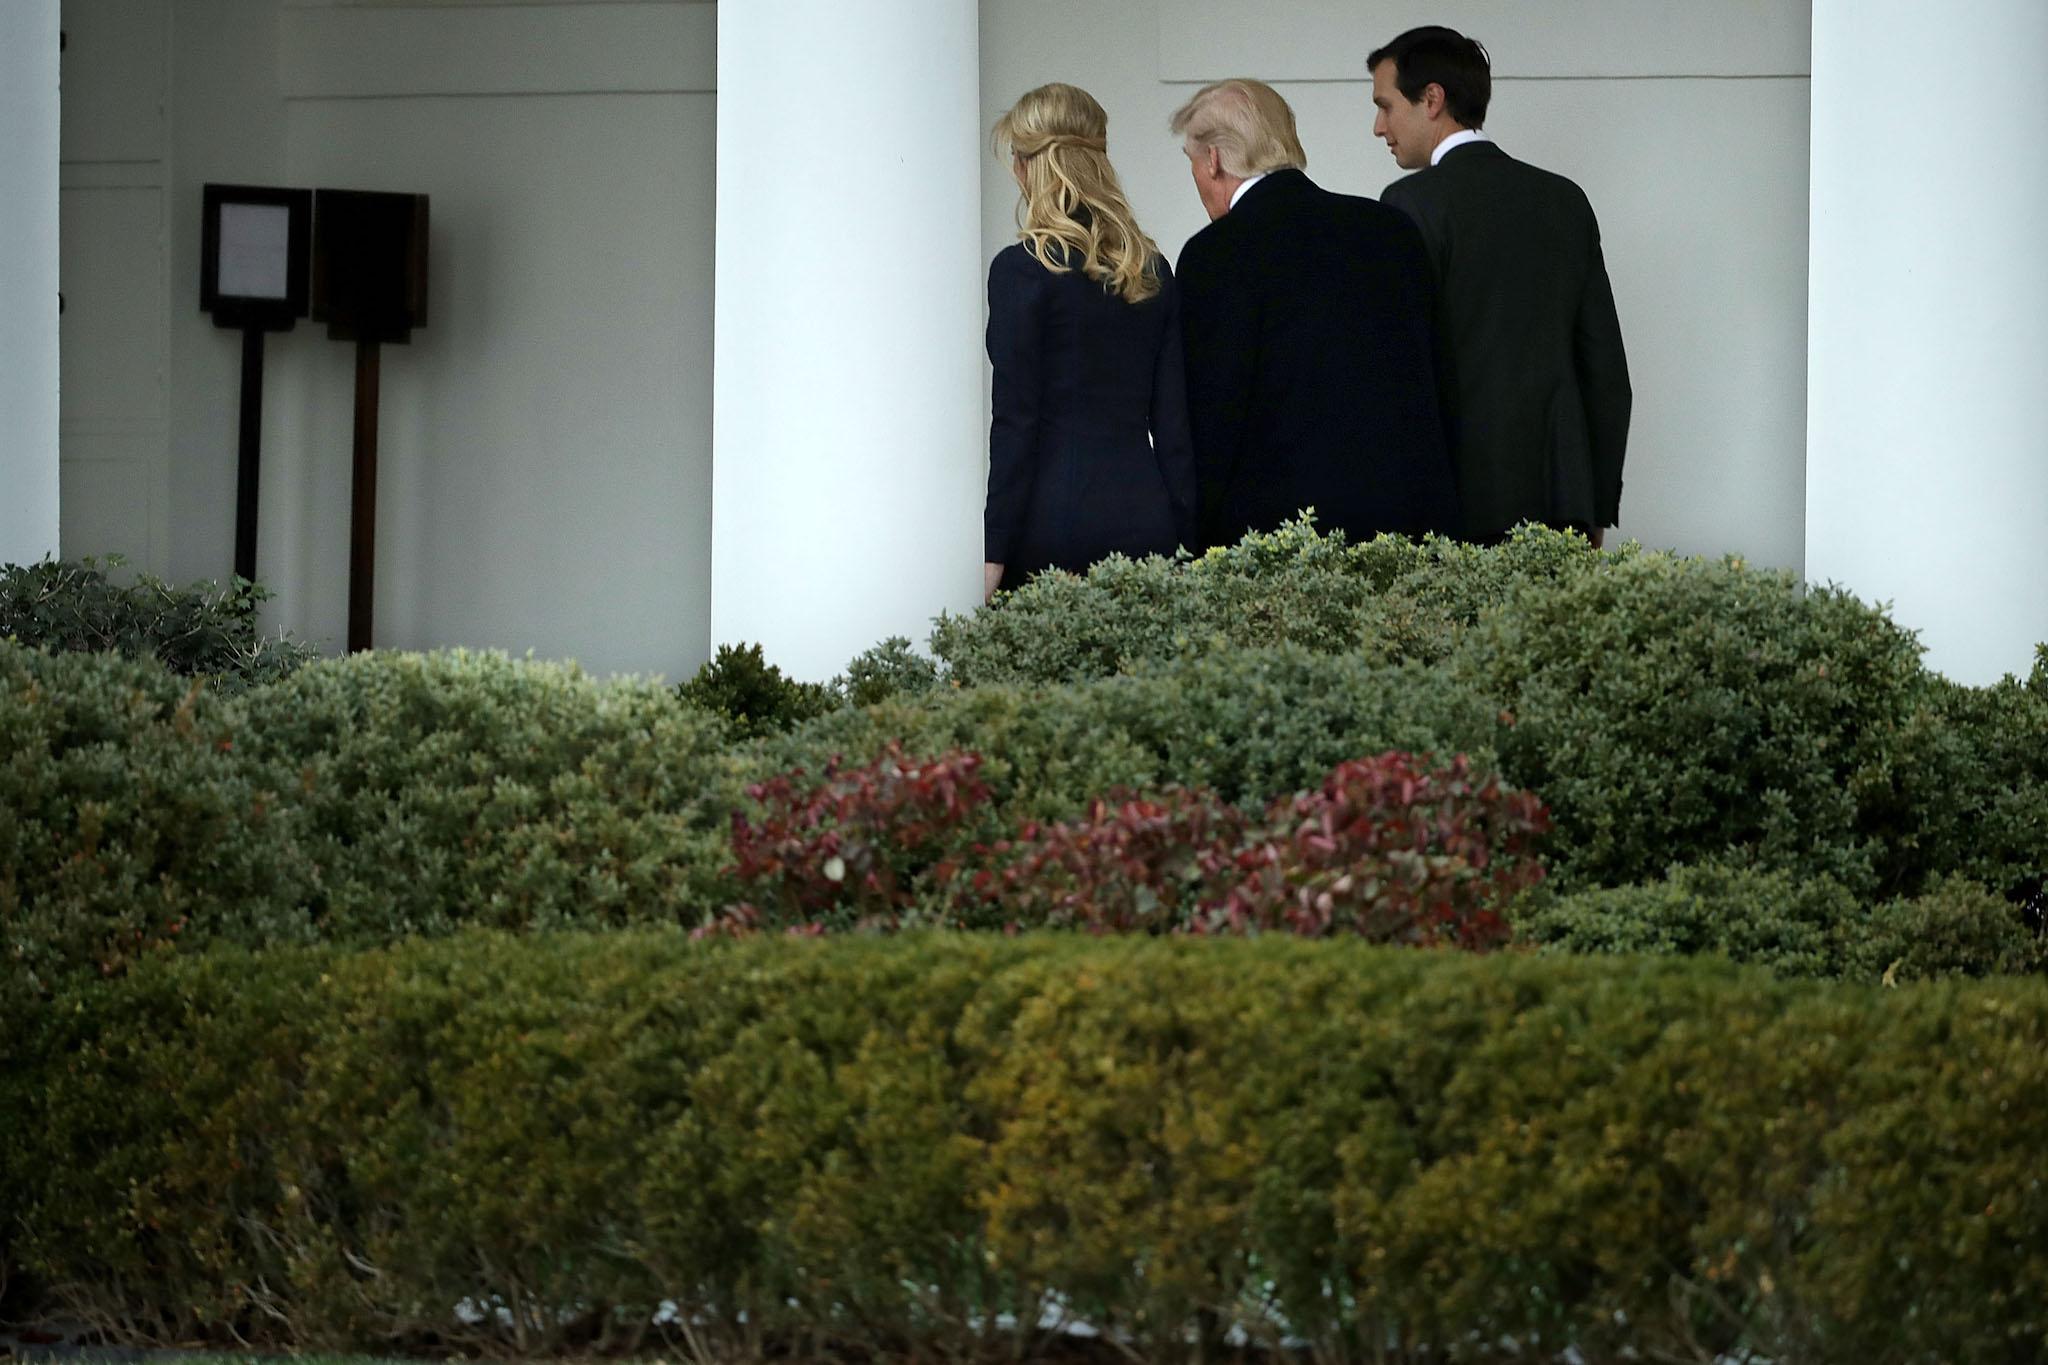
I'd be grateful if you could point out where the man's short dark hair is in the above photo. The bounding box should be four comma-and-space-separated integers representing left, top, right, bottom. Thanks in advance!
1367, 26, 1491, 129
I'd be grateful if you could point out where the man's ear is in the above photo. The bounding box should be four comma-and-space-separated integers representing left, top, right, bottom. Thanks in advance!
1204, 144, 1224, 180
1422, 82, 1448, 119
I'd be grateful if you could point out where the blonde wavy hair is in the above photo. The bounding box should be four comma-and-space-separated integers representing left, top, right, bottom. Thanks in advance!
994, 83, 1162, 304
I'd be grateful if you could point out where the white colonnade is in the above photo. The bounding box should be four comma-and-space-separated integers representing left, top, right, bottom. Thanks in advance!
1807, 0, 2048, 684
711, 0, 986, 680
1, 0, 62, 567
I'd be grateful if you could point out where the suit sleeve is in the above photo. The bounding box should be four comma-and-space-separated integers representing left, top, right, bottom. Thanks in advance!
1378, 175, 1413, 218
1378, 177, 1440, 265
984, 249, 1044, 563
1148, 259, 1199, 549
1573, 218, 1632, 527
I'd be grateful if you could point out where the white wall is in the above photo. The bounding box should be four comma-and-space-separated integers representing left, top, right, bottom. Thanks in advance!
53, 0, 172, 575
1806, 0, 2048, 685
979, 0, 1814, 574
69, 0, 720, 680
165, 0, 289, 587
3, 0, 64, 568
264, 2, 716, 677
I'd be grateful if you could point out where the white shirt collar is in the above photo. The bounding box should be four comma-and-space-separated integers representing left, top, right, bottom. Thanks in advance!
1227, 172, 1268, 211
1430, 128, 1492, 167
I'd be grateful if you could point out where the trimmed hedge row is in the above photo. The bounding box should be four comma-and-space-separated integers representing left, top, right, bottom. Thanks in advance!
3, 932, 2045, 1363
1516, 861, 2042, 982
1, 645, 743, 1002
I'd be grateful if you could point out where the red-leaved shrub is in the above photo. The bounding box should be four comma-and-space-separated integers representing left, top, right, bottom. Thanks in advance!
970, 787, 1253, 933
1198, 753, 1550, 947
706, 747, 1547, 950
696, 743, 991, 937
971, 752, 1546, 948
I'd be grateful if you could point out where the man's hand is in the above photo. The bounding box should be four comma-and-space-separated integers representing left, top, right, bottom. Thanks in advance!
983, 562, 1004, 602
1589, 525, 1607, 550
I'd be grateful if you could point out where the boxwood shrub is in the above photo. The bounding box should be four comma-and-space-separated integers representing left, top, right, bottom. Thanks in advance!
677, 638, 947, 737
1448, 550, 1928, 895
226, 649, 745, 938
0, 556, 315, 692
8, 529, 2044, 1000
4, 932, 2044, 1363
0, 644, 313, 1003
923, 525, 1984, 899
1514, 861, 2042, 981
929, 518, 1605, 686
759, 644, 1498, 823
1876, 654, 2048, 910
1, 644, 747, 1003
676, 641, 839, 738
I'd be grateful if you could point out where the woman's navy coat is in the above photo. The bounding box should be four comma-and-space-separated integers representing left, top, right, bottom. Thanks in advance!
983, 242, 1197, 590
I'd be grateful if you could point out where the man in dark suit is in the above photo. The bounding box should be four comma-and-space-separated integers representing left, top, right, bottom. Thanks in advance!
1370, 26, 1632, 547
1170, 79, 1460, 551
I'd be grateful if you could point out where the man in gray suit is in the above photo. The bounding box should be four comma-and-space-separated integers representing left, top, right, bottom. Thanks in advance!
1370, 26, 1632, 547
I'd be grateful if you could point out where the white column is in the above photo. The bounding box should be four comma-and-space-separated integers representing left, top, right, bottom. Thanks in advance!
0, 0, 62, 567
1806, 0, 2048, 685
712, 0, 984, 681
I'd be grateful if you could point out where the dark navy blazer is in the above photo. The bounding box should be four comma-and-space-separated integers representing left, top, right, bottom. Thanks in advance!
1175, 169, 1461, 548
984, 241, 1197, 590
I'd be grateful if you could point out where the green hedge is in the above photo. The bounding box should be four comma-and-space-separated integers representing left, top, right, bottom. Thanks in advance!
10, 628, 2043, 1003
0, 646, 304, 1000
1876, 656, 2048, 908
926, 524, 2024, 899
233, 649, 743, 936
1, 645, 745, 1003
4, 932, 2045, 1363
762, 645, 1496, 822
1514, 861, 2042, 981
928, 518, 1602, 686
1450, 550, 1929, 894
8, 527, 2045, 1001
0, 556, 315, 691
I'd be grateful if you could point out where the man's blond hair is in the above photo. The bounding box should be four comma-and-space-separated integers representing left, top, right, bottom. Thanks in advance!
1167, 78, 1307, 178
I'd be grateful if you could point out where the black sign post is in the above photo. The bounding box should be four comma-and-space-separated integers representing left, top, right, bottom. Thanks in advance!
199, 184, 312, 583
310, 189, 430, 653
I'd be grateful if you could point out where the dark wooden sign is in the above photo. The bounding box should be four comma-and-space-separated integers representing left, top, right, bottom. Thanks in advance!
311, 189, 430, 652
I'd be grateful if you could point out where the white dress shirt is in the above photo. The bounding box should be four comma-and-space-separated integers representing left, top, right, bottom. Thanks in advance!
1227, 172, 1268, 211
1430, 128, 1493, 166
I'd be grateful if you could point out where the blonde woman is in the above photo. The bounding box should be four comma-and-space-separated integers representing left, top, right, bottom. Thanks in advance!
984, 83, 1195, 600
